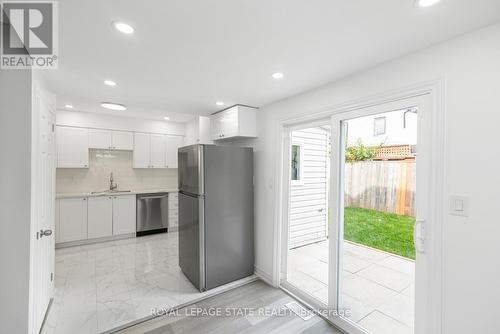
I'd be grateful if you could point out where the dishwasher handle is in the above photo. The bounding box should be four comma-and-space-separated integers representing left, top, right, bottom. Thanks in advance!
138, 194, 168, 200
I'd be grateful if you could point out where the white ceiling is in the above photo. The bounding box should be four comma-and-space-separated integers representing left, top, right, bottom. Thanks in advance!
44, 0, 500, 122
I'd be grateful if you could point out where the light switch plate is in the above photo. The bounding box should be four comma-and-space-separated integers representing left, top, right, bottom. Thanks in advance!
450, 195, 468, 217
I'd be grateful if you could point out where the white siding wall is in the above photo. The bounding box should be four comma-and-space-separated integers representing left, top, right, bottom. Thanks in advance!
346, 109, 417, 146
289, 128, 329, 248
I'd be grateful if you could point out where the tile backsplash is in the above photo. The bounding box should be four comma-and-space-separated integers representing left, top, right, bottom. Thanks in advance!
56, 149, 178, 193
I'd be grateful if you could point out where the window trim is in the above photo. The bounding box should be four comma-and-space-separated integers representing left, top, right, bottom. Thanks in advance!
373, 116, 386, 136
291, 143, 304, 185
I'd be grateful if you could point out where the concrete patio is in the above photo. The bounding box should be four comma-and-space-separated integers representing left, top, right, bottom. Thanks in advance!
288, 240, 415, 334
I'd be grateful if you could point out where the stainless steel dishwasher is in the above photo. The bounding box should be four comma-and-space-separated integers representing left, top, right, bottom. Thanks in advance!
136, 193, 169, 236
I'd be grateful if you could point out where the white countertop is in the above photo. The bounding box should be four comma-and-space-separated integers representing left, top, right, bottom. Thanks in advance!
56, 188, 178, 199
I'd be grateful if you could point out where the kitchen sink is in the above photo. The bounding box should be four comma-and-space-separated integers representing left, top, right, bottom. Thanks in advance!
90, 190, 132, 195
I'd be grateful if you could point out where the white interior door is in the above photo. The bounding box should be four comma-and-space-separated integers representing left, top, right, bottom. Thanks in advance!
329, 95, 433, 334
32, 92, 56, 332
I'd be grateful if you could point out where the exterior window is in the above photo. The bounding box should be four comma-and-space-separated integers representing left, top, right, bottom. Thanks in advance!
291, 144, 302, 182
374, 116, 386, 136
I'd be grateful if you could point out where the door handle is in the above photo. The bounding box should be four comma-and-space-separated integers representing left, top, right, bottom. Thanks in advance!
413, 219, 425, 254
38, 229, 53, 239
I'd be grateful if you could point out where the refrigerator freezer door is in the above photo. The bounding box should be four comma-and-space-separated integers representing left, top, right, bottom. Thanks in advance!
203, 146, 254, 290
178, 191, 204, 290
178, 145, 204, 196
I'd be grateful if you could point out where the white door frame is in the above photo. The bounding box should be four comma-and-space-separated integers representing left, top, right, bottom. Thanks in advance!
273, 80, 445, 334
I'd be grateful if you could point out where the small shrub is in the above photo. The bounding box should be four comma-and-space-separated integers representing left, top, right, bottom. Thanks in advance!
346, 139, 377, 162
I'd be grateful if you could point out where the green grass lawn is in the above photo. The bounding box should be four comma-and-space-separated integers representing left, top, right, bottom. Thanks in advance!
344, 207, 416, 260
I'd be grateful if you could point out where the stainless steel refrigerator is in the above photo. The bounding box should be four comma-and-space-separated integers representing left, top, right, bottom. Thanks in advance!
178, 144, 254, 292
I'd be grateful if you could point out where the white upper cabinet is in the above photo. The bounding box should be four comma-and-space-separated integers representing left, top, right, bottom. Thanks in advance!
56, 126, 89, 168
89, 129, 133, 150
150, 134, 166, 168
199, 116, 212, 144
133, 132, 166, 168
89, 128, 112, 149
133, 133, 151, 168
185, 116, 212, 146
165, 135, 184, 168
210, 105, 257, 141
112, 131, 134, 150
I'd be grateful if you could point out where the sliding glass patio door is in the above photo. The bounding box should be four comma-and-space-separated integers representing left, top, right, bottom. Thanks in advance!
280, 94, 438, 334
328, 95, 432, 334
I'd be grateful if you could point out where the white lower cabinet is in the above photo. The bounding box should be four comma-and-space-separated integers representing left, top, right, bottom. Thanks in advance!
112, 195, 136, 235
57, 197, 88, 243
87, 196, 113, 239
56, 192, 174, 245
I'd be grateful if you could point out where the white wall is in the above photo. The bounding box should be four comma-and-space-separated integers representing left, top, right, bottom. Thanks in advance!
56, 109, 186, 136
0, 68, 32, 332
251, 23, 500, 334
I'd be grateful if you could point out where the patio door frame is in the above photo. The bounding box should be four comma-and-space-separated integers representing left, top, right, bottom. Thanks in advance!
330, 94, 436, 334
273, 80, 445, 334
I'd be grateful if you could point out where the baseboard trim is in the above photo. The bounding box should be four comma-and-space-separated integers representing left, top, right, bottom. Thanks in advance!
55, 233, 135, 248
254, 266, 274, 286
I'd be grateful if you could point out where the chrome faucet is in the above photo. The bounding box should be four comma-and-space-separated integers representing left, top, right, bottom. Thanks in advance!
109, 172, 118, 191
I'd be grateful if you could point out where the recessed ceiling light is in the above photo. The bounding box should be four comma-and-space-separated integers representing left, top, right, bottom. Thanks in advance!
272, 72, 284, 80
104, 80, 117, 86
164, 116, 170, 121
65, 104, 74, 109
100, 102, 127, 111
416, 0, 441, 7
216, 101, 224, 106
113, 22, 134, 34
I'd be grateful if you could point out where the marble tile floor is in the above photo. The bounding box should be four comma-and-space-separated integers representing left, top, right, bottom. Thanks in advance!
41, 232, 248, 334
288, 240, 415, 334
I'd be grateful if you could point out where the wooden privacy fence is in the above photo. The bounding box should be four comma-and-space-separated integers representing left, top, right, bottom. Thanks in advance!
345, 161, 415, 216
